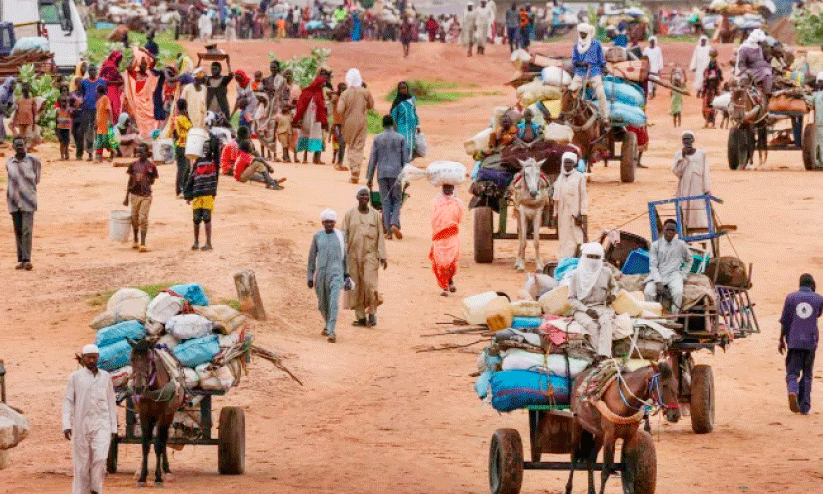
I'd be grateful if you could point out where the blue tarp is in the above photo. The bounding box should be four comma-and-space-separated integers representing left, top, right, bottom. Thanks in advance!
490, 370, 570, 412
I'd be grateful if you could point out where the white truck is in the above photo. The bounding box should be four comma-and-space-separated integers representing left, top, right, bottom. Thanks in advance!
1, 0, 87, 72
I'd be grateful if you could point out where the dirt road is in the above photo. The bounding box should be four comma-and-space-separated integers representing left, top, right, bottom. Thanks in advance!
1, 39, 822, 494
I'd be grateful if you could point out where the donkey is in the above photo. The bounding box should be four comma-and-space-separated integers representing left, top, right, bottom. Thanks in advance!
128, 338, 185, 487
728, 75, 767, 168
566, 360, 680, 494
510, 157, 552, 272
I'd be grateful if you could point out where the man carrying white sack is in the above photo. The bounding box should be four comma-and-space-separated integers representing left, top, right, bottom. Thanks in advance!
63, 344, 118, 494
553, 151, 587, 259
644, 219, 692, 313
568, 243, 618, 359
568, 23, 609, 121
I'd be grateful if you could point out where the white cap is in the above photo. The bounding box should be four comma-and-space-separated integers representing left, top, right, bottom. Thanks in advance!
561, 151, 578, 163
681, 130, 695, 139
320, 208, 337, 222
82, 344, 100, 355
816, 71, 823, 83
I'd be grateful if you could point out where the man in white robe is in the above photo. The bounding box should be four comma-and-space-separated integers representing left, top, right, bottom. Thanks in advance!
645, 220, 693, 313
553, 152, 587, 259
63, 344, 118, 494
462, 2, 478, 56
672, 131, 711, 231
198, 11, 213, 42
643, 36, 664, 98
690, 35, 712, 95
568, 243, 618, 359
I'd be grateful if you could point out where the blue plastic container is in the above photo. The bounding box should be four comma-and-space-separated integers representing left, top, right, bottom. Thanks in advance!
621, 248, 650, 275
511, 316, 543, 329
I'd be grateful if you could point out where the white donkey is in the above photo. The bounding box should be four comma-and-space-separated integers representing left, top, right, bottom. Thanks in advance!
510, 157, 552, 272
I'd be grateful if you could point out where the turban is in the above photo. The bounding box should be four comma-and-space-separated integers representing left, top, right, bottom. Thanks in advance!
356, 186, 370, 197
345, 68, 363, 88
682, 130, 695, 139
320, 209, 337, 222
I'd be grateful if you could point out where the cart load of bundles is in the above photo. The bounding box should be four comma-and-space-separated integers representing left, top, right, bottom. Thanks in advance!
88, 284, 294, 393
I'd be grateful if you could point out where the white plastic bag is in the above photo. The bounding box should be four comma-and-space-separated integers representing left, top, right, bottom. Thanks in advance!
540, 66, 572, 86
0, 404, 29, 450
146, 292, 186, 325
426, 161, 466, 186
414, 131, 427, 158
182, 367, 200, 388
166, 314, 214, 341
464, 128, 493, 156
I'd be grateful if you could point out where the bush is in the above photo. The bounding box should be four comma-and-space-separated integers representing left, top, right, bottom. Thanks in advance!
16, 64, 59, 141
795, 11, 823, 45
272, 47, 331, 89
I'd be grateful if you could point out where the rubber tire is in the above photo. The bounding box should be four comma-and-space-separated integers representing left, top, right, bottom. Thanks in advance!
690, 365, 715, 434
621, 430, 657, 494
474, 206, 494, 264
803, 123, 815, 171
620, 131, 637, 183
727, 127, 741, 170
489, 428, 524, 494
106, 436, 118, 474
218, 407, 246, 475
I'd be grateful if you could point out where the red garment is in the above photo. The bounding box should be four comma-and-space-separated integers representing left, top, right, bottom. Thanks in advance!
220, 140, 239, 175
429, 194, 463, 291
425, 19, 438, 41
235, 70, 250, 88
292, 75, 328, 128
233, 151, 254, 181
625, 125, 648, 147
100, 51, 124, 118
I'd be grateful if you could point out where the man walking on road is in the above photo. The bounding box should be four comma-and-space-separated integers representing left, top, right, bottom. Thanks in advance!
779, 274, 823, 414
6, 135, 40, 270
367, 115, 407, 240
63, 344, 118, 494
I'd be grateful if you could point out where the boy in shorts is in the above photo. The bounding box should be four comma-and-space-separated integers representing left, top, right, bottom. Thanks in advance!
125, 143, 158, 252
185, 138, 220, 250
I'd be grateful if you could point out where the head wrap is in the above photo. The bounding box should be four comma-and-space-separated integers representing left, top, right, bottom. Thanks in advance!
320, 209, 337, 222
356, 186, 370, 197
345, 68, 363, 88
82, 344, 100, 355
391, 80, 413, 112
561, 151, 578, 175
235, 69, 250, 88
681, 130, 695, 139
648, 36, 657, 45
576, 23, 594, 53
117, 112, 130, 129
575, 243, 605, 300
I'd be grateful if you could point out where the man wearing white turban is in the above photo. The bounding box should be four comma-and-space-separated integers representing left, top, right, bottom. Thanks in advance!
337, 69, 375, 183
736, 28, 773, 94
552, 151, 587, 259
462, 2, 478, 56
568, 242, 618, 359
63, 344, 117, 494
673, 131, 711, 225
569, 22, 610, 120
643, 36, 664, 98
342, 187, 387, 327
689, 36, 712, 95
308, 209, 352, 342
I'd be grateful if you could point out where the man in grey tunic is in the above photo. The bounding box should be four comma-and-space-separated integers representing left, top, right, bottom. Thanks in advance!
308, 209, 352, 343
462, 2, 478, 56
568, 242, 618, 359
644, 220, 692, 313
735, 29, 773, 95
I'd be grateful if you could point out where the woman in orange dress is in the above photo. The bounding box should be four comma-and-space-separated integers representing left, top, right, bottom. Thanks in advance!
430, 184, 463, 296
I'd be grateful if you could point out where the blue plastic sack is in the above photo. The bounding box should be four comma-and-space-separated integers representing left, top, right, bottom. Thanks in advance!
587, 77, 645, 107
592, 100, 647, 126
173, 334, 220, 367
477, 168, 514, 189
169, 283, 209, 306
511, 316, 543, 329
96, 320, 146, 348
554, 257, 579, 282
98, 339, 131, 371
490, 370, 570, 412
475, 370, 494, 399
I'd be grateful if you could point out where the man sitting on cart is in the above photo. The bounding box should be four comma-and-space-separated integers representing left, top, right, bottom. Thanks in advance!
644, 219, 692, 314
736, 29, 773, 97
569, 242, 618, 360
568, 22, 610, 122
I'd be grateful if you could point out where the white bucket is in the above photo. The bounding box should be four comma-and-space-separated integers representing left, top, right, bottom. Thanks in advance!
184, 128, 209, 159
152, 138, 174, 163
109, 210, 132, 243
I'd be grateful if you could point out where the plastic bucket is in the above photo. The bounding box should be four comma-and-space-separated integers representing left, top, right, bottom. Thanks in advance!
152, 138, 174, 163
109, 210, 132, 243
184, 128, 209, 159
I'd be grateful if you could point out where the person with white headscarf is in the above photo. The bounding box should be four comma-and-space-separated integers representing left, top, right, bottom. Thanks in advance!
337, 68, 375, 183
736, 28, 773, 94
63, 344, 117, 494
672, 131, 711, 227
643, 36, 664, 98
342, 187, 387, 327
552, 151, 587, 259
462, 2, 478, 56
569, 23, 610, 120
689, 35, 712, 95
198, 10, 213, 42
308, 209, 352, 343
568, 242, 618, 359
475, 0, 494, 54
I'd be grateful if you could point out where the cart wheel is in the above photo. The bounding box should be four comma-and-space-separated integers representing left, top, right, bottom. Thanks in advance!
690, 365, 715, 434
803, 123, 816, 171
474, 206, 494, 264
106, 436, 118, 474
218, 406, 246, 475
620, 131, 637, 183
727, 127, 741, 170
621, 430, 656, 494
489, 428, 523, 494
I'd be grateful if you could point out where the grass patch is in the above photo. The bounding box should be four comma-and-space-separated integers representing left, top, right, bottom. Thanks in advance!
85, 28, 182, 66
367, 109, 382, 134
656, 35, 700, 44
219, 298, 241, 311
88, 283, 180, 307
385, 80, 481, 105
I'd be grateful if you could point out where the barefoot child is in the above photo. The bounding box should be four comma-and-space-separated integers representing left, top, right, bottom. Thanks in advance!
670, 66, 685, 128
185, 137, 219, 250
94, 84, 114, 161
273, 105, 293, 162
251, 70, 263, 91
56, 95, 73, 160
329, 82, 346, 169
174, 99, 192, 197
12, 84, 37, 150
124, 143, 158, 252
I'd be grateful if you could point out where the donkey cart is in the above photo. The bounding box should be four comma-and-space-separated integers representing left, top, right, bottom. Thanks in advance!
489, 406, 657, 494
107, 388, 245, 475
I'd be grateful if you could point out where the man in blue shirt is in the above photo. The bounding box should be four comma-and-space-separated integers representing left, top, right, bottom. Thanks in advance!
79, 65, 107, 161
779, 274, 823, 414
366, 115, 407, 240
568, 22, 610, 121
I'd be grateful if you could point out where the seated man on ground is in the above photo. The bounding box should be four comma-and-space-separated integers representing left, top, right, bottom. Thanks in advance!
644, 219, 692, 313
568, 242, 618, 360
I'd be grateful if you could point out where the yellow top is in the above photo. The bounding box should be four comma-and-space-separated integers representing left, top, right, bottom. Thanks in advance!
175, 115, 192, 147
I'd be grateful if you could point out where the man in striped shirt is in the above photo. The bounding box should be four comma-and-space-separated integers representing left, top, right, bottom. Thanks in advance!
6, 135, 40, 270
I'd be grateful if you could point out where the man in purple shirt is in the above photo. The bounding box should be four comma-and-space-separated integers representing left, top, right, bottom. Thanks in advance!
779, 274, 823, 414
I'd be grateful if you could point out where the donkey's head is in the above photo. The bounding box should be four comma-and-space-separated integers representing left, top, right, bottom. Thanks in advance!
127, 337, 155, 395
517, 157, 546, 199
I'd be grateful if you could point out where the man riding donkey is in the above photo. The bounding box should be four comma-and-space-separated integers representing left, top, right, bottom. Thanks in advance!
565, 23, 610, 123
735, 29, 774, 100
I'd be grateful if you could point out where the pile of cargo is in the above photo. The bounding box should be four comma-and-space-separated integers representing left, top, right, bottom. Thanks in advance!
0, 403, 29, 470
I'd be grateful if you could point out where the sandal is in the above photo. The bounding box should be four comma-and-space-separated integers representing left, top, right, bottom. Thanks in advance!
352, 319, 368, 327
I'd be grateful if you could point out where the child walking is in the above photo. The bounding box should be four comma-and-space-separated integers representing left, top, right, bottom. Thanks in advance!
124, 143, 158, 252
174, 98, 192, 197
56, 95, 73, 160
330, 82, 346, 169
670, 65, 685, 128
185, 137, 219, 251
12, 83, 37, 150
94, 84, 115, 161
273, 105, 293, 162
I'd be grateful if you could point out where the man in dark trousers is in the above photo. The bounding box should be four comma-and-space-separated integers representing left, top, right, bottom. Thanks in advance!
779, 273, 823, 414
6, 135, 40, 270
366, 115, 407, 241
